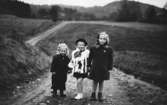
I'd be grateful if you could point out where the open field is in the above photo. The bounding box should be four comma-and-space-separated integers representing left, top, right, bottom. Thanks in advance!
37, 22, 167, 89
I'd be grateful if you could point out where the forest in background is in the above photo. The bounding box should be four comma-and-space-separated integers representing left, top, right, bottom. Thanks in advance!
0, 0, 167, 24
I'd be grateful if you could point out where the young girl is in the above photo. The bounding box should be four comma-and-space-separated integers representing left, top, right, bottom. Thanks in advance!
50, 43, 71, 97
88, 32, 113, 102
68, 38, 89, 100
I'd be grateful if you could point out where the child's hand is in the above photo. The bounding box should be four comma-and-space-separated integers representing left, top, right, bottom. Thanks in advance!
52, 72, 56, 75
109, 68, 114, 72
74, 51, 81, 58
67, 68, 72, 74
87, 67, 91, 72
67, 70, 72, 74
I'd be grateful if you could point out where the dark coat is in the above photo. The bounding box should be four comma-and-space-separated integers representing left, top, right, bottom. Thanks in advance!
50, 54, 70, 90
88, 45, 113, 81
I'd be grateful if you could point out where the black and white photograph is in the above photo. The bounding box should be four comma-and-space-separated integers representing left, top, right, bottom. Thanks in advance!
0, 0, 167, 105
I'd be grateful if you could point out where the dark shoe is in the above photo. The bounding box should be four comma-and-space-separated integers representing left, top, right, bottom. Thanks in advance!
60, 90, 66, 97
52, 91, 58, 97
98, 92, 103, 102
90, 92, 96, 101
60, 94, 66, 97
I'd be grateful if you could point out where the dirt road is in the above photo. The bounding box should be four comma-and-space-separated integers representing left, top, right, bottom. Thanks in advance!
10, 68, 166, 105
11, 21, 167, 105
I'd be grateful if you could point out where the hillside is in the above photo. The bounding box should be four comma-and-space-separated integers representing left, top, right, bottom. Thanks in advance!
74, 1, 163, 18
1, 0, 167, 23
0, 15, 55, 97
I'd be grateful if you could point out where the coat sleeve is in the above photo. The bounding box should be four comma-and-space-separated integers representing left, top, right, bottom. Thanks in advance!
108, 47, 113, 70
68, 51, 75, 69
87, 47, 93, 68
66, 56, 72, 72
50, 56, 57, 72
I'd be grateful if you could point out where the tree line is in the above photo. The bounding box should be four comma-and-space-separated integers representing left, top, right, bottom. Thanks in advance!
0, 0, 96, 20
0, 0, 167, 24
39, 5, 96, 21
0, 0, 31, 18
108, 0, 167, 24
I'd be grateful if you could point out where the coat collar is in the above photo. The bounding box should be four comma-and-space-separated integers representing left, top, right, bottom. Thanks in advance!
95, 45, 109, 49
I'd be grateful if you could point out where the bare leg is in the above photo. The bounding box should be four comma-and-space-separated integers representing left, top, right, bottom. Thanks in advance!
92, 80, 98, 93
90, 80, 98, 100
98, 81, 104, 93
75, 78, 84, 99
98, 80, 104, 102
77, 78, 83, 93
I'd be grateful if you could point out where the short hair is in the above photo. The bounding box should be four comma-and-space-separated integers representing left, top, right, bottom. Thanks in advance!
75, 38, 88, 46
97, 31, 110, 45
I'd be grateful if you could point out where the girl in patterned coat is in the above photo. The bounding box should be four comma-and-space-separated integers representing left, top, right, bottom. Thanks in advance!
68, 38, 89, 100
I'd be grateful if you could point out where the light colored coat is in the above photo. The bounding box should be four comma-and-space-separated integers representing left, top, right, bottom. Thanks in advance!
68, 48, 89, 74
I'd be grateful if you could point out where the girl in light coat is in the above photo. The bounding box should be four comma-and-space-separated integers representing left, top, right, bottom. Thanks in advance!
69, 38, 89, 100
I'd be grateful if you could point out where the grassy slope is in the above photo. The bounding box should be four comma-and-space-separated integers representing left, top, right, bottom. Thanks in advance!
38, 23, 167, 89
0, 15, 56, 41
0, 15, 55, 97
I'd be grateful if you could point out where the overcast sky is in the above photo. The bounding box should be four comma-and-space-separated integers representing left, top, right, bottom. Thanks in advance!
19, 0, 166, 8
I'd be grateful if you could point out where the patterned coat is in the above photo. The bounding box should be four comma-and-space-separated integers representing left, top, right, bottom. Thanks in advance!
68, 48, 89, 75
88, 45, 113, 81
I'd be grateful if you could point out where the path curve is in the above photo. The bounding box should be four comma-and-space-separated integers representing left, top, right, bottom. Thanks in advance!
25, 21, 69, 46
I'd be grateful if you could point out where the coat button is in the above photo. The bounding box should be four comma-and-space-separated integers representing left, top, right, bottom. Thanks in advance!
104, 50, 106, 53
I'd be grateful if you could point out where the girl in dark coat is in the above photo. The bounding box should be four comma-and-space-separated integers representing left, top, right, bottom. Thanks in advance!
50, 43, 71, 97
88, 32, 113, 102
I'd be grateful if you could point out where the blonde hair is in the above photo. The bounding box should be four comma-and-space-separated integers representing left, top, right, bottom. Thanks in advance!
97, 31, 110, 45
56, 43, 69, 55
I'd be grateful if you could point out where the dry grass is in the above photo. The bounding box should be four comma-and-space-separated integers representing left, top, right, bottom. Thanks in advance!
114, 51, 167, 89
0, 15, 56, 41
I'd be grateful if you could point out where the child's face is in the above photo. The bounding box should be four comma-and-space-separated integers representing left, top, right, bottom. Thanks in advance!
59, 48, 66, 55
98, 34, 107, 45
77, 41, 86, 52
